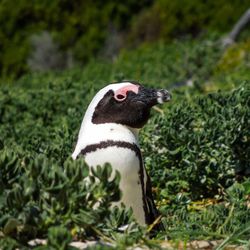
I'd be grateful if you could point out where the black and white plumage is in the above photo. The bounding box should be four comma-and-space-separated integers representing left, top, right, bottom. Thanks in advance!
72, 81, 171, 226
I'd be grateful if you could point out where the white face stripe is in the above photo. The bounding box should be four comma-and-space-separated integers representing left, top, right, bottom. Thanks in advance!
114, 84, 139, 95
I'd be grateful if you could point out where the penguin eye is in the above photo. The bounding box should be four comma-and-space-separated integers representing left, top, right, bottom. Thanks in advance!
113, 84, 139, 102
114, 94, 126, 102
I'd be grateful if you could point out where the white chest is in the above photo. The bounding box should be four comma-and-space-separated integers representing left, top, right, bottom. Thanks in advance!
85, 146, 146, 225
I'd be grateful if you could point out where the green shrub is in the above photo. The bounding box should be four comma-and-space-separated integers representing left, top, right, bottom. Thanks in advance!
161, 180, 250, 241
1, 0, 250, 78
129, 0, 250, 44
0, 149, 122, 244
142, 84, 250, 200
0, 0, 151, 78
114, 36, 222, 86
216, 39, 250, 73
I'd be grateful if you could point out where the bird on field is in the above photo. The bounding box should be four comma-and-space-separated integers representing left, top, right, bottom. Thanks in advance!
72, 81, 171, 227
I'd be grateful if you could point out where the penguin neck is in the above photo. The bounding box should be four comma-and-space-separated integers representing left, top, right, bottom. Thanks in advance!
72, 122, 140, 159
85, 122, 139, 143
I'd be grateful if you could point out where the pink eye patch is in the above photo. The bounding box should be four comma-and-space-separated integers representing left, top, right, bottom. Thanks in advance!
114, 84, 139, 102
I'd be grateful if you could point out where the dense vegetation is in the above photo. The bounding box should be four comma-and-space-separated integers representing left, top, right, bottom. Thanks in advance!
1, 0, 249, 78
0, 33, 250, 248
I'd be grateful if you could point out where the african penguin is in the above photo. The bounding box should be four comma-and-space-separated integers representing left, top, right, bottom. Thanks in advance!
72, 81, 171, 227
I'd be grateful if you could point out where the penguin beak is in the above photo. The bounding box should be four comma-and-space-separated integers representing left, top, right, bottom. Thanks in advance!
134, 86, 171, 107
155, 89, 172, 104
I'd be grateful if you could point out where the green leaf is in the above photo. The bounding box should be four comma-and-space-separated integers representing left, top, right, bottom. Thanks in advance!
3, 218, 20, 235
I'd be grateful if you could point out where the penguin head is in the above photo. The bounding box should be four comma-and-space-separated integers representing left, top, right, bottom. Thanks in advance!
72, 81, 171, 159
88, 81, 171, 128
